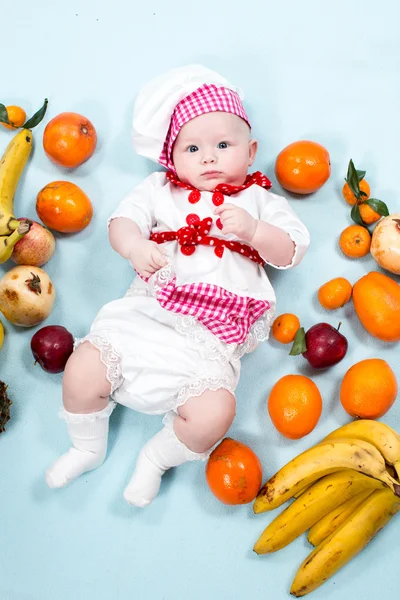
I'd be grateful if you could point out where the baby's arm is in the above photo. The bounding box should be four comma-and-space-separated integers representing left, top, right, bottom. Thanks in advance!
109, 217, 167, 279
250, 221, 295, 267
107, 172, 168, 278
214, 191, 309, 269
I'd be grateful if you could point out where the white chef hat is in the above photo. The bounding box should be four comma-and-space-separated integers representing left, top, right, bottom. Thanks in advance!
132, 64, 250, 171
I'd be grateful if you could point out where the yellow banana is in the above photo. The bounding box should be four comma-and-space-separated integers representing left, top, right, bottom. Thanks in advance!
307, 490, 373, 547
323, 420, 400, 479
0, 129, 33, 234
290, 488, 400, 597
0, 219, 31, 263
253, 438, 400, 513
253, 471, 384, 554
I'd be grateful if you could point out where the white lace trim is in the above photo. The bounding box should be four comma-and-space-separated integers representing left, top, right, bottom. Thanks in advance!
176, 306, 275, 365
176, 374, 237, 408
74, 334, 124, 394
59, 400, 117, 423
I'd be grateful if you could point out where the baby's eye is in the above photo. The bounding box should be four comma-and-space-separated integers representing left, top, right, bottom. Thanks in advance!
187, 145, 199, 153
218, 142, 229, 149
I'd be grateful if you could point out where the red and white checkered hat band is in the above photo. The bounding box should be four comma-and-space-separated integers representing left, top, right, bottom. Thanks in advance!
159, 83, 250, 170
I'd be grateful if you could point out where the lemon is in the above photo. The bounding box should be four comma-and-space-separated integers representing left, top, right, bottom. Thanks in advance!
0, 320, 4, 350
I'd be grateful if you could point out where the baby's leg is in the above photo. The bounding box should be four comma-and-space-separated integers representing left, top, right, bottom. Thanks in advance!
46, 342, 115, 489
123, 389, 236, 507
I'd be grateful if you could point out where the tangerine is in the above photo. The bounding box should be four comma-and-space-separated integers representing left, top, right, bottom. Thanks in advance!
43, 112, 97, 168
318, 277, 352, 310
1, 105, 26, 130
342, 179, 370, 206
275, 140, 331, 194
359, 202, 381, 225
340, 358, 398, 419
268, 374, 322, 439
339, 225, 371, 258
205, 438, 262, 505
272, 313, 301, 344
36, 181, 93, 233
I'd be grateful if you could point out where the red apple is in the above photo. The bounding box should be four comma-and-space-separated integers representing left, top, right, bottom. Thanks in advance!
31, 325, 74, 374
290, 323, 348, 369
12, 219, 55, 267
303, 323, 348, 368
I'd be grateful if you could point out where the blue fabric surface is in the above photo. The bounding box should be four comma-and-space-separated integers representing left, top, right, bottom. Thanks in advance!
1, 1, 400, 598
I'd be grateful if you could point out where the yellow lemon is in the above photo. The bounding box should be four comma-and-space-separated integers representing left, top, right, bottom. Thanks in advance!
0, 320, 4, 349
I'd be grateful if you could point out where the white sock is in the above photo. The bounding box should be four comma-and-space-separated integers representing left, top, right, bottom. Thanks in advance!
123, 418, 209, 508
46, 401, 116, 489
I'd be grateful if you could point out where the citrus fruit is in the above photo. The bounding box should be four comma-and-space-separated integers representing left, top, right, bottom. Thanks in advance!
318, 277, 352, 310
275, 140, 331, 194
272, 313, 300, 343
205, 438, 262, 505
352, 271, 400, 342
339, 225, 371, 258
36, 181, 93, 233
1, 105, 26, 130
43, 112, 97, 168
340, 358, 398, 419
342, 179, 370, 206
268, 374, 322, 439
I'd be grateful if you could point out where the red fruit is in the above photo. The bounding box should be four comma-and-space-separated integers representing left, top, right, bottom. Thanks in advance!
302, 323, 348, 369
31, 325, 74, 374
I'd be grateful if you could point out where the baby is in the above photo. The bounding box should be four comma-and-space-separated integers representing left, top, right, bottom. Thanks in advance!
46, 65, 310, 507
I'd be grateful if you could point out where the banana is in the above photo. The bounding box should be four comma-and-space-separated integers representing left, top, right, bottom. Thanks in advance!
323, 420, 400, 479
253, 471, 384, 554
290, 488, 400, 597
0, 219, 31, 263
307, 490, 373, 547
0, 129, 33, 234
253, 438, 400, 513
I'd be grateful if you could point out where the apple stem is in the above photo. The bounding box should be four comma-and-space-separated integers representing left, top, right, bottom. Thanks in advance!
337, 322, 342, 332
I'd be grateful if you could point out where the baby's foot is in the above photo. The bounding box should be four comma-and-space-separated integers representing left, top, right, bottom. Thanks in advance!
46, 448, 106, 489
123, 450, 164, 508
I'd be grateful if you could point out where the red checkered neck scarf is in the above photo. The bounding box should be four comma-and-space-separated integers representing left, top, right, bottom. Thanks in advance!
159, 83, 250, 170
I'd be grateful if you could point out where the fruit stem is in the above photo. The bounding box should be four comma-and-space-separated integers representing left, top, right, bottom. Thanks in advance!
394, 218, 400, 232
337, 322, 342, 332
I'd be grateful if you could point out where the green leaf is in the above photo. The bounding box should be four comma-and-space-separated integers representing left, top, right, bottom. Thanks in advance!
356, 169, 366, 181
346, 159, 361, 199
364, 198, 389, 217
0, 103, 11, 125
23, 98, 48, 129
351, 203, 364, 226
360, 190, 368, 198
289, 327, 307, 356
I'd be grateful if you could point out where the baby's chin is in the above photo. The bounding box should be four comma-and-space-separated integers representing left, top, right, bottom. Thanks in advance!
189, 172, 247, 191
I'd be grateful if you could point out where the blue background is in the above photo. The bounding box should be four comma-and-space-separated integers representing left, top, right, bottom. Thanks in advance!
1, 1, 400, 598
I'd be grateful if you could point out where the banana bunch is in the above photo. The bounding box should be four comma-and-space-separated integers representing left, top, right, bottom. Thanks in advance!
253, 420, 400, 596
0, 129, 33, 262
0, 99, 48, 263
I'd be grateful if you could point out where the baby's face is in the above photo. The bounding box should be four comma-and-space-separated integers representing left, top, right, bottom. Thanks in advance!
172, 112, 258, 191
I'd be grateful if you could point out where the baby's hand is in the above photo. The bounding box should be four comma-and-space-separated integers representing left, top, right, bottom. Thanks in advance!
128, 239, 168, 279
214, 204, 257, 242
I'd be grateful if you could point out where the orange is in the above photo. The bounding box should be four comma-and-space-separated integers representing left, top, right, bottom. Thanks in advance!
339, 225, 371, 258
275, 140, 331, 194
1, 105, 26, 130
36, 181, 93, 233
205, 438, 262, 505
268, 374, 322, 439
272, 313, 300, 343
359, 202, 381, 225
318, 277, 352, 310
340, 358, 398, 419
352, 271, 400, 342
43, 112, 97, 168
342, 179, 370, 206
